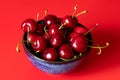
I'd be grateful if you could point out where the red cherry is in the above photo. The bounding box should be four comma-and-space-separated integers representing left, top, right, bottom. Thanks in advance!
74, 26, 88, 34
37, 24, 44, 35
59, 44, 74, 59
32, 36, 47, 52
27, 33, 37, 43
42, 48, 58, 61
71, 35, 88, 53
68, 32, 80, 42
61, 15, 78, 28
44, 14, 58, 28
21, 18, 37, 32
50, 34, 64, 47
48, 24, 60, 37
43, 33, 50, 41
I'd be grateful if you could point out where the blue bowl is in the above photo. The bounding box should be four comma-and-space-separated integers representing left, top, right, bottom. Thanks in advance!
22, 20, 92, 74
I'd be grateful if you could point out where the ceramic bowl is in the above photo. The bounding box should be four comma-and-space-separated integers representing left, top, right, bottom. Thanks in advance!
22, 20, 92, 74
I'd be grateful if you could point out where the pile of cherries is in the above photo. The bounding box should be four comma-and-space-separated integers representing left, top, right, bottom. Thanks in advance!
18, 6, 109, 61
21, 13, 92, 61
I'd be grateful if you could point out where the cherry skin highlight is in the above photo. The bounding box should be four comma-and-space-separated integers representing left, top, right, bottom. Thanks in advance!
68, 32, 80, 42
27, 33, 38, 43
21, 18, 37, 32
48, 24, 60, 37
59, 44, 74, 59
44, 14, 58, 28
32, 36, 47, 52
50, 34, 64, 47
42, 48, 58, 61
61, 15, 78, 28
71, 35, 88, 53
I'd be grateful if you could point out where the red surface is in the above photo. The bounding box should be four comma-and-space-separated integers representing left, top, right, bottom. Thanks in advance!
0, 0, 120, 80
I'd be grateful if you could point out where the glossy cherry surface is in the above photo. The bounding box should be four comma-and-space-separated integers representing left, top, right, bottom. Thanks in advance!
71, 35, 88, 53
32, 36, 47, 52
42, 48, 58, 61
44, 14, 58, 27
61, 16, 78, 28
59, 44, 74, 59
21, 18, 37, 32
48, 24, 60, 37
68, 32, 80, 42
50, 34, 64, 47
74, 26, 88, 34
27, 33, 37, 43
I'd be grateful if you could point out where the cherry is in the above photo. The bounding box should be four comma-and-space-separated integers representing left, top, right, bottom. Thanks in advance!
37, 24, 44, 35
59, 44, 74, 59
61, 15, 78, 28
48, 24, 60, 37
21, 18, 37, 32
50, 34, 64, 47
43, 33, 50, 41
74, 26, 88, 34
42, 48, 58, 61
27, 33, 37, 43
68, 32, 80, 42
71, 35, 88, 53
44, 14, 58, 28
32, 36, 47, 52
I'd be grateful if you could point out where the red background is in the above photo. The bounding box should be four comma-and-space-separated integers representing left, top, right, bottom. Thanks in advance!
0, 0, 120, 80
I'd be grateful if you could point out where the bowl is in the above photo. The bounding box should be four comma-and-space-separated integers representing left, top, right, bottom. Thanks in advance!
22, 20, 92, 74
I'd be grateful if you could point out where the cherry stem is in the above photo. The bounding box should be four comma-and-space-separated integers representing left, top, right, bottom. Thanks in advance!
16, 41, 22, 53
36, 13, 40, 21
16, 40, 28, 53
88, 42, 109, 54
84, 24, 99, 35
36, 50, 40, 53
16, 40, 36, 53
44, 26, 50, 38
72, 4, 78, 18
97, 45, 102, 55
44, 9, 48, 16
75, 10, 88, 17
59, 22, 67, 30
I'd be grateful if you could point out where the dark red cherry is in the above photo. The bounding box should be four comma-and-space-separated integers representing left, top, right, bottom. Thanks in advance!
37, 24, 44, 35
71, 35, 88, 53
44, 14, 58, 28
48, 24, 60, 37
50, 34, 64, 47
27, 33, 37, 43
68, 32, 80, 42
43, 33, 50, 41
59, 44, 74, 59
32, 36, 47, 52
61, 15, 78, 28
21, 18, 37, 32
42, 48, 58, 61
74, 26, 88, 34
